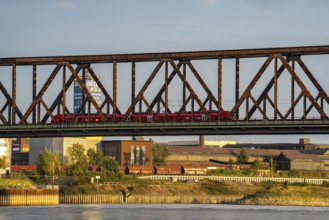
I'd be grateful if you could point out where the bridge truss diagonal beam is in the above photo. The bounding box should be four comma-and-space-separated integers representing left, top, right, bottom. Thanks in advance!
279, 56, 328, 120
1, 45, 329, 137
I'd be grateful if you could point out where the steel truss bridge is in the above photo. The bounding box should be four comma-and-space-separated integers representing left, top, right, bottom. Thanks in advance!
1, 45, 329, 137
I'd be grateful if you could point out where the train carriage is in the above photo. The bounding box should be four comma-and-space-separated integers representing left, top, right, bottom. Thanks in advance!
52, 111, 234, 124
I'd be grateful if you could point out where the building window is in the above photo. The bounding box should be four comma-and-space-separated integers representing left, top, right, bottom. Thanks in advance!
130, 145, 146, 166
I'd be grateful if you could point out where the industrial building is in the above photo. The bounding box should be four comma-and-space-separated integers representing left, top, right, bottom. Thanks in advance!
165, 138, 329, 172
102, 140, 153, 167
6, 134, 329, 173
29, 137, 103, 165
223, 138, 329, 150
168, 140, 237, 148
275, 151, 329, 171
11, 138, 29, 165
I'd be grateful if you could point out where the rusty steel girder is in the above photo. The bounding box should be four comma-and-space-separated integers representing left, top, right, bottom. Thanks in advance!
0, 45, 329, 133
1, 45, 329, 65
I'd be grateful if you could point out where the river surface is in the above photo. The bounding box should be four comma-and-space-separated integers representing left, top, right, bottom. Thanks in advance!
1, 204, 329, 220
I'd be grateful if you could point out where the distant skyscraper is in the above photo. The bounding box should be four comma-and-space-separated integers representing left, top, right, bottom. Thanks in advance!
73, 69, 103, 114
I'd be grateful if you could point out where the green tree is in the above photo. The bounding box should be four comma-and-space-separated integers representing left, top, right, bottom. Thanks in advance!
290, 169, 302, 177
103, 156, 119, 174
152, 144, 170, 166
249, 158, 262, 176
0, 155, 8, 169
269, 157, 277, 177
228, 158, 235, 165
66, 143, 89, 176
87, 148, 104, 170
36, 148, 61, 177
238, 148, 249, 164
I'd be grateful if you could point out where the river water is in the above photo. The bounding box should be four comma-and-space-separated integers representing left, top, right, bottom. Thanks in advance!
1, 204, 329, 220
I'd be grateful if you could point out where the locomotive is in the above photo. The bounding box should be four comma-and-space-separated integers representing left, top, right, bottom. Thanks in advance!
52, 111, 233, 123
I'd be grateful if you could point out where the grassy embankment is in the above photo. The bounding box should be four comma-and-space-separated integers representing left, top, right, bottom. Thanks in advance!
0, 178, 34, 189
57, 175, 329, 206
59, 178, 261, 196
4, 172, 329, 206
237, 181, 329, 206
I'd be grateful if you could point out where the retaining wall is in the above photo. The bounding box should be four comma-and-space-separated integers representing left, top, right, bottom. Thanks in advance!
125, 194, 241, 204
59, 194, 241, 204
0, 189, 59, 206
60, 194, 122, 204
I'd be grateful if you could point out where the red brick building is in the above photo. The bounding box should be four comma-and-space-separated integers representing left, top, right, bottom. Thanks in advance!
102, 140, 153, 167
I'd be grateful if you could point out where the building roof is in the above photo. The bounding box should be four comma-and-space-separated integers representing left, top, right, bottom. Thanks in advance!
102, 140, 153, 144
313, 144, 329, 149
168, 141, 199, 146
167, 146, 292, 158
300, 149, 329, 155
168, 146, 329, 162
277, 151, 329, 162
132, 136, 145, 141
224, 143, 305, 149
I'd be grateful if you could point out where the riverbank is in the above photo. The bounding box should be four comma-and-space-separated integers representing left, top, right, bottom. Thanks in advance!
237, 183, 329, 206
60, 194, 241, 204
2, 177, 329, 206
58, 179, 329, 206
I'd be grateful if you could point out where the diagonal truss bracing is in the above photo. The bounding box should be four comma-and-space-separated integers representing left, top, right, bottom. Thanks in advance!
235, 55, 329, 121
0, 45, 329, 127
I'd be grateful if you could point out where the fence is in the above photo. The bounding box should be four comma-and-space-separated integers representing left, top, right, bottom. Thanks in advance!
138, 175, 328, 185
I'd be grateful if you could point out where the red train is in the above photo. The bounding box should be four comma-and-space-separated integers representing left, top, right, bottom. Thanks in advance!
124, 165, 209, 175
52, 111, 233, 123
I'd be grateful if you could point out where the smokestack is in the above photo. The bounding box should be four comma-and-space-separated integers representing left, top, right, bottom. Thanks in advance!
199, 135, 205, 147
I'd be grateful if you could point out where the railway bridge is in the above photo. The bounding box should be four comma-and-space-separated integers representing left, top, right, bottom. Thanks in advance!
1, 45, 329, 137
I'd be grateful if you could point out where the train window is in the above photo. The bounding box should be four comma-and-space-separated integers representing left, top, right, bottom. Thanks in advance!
147, 116, 153, 122
202, 115, 207, 121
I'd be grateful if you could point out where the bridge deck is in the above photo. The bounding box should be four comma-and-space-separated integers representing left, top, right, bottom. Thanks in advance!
1, 120, 329, 138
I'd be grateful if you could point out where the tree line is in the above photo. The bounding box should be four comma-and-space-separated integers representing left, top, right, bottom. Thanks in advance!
36, 143, 119, 177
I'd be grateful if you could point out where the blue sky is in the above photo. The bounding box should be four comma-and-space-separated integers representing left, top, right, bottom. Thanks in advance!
1, 0, 329, 57
1, 0, 329, 144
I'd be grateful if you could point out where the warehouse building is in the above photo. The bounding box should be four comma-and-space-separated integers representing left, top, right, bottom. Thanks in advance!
102, 140, 153, 167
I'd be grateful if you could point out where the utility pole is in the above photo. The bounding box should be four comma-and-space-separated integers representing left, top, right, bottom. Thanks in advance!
52, 161, 55, 184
